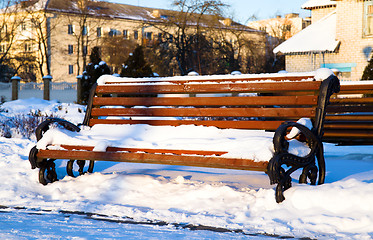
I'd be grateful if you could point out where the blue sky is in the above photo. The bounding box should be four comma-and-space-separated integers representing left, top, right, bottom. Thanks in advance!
106, 0, 310, 24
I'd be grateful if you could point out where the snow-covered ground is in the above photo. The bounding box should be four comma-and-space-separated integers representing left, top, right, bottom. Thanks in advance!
0, 98, 373, 239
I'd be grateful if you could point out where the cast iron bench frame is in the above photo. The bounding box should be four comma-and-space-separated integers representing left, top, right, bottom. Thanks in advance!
29, 74, 340, 203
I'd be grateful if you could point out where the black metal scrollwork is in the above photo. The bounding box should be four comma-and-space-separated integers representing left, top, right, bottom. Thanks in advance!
29, 117, 95, 184
268, 122, 325, 203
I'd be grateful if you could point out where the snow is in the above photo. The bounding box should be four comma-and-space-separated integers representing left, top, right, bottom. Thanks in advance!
314, 67, 335, 81
302, 0, 337, 9
0, 98, 373, 239
35, 123, 311, 162
96, 71, 316, 85
273, 11, 340, 54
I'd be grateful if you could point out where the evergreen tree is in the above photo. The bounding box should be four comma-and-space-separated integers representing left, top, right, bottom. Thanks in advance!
89, 46, 102, 65
362, 57, 373, 80
80, 47, 111, 104
120, 45, 153, 78
361, 57, 373, 97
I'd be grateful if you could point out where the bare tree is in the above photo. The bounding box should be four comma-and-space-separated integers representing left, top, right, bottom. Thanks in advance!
0, 0, 23, 72
24, 8, 59, 78
65, 0, 102, 75
142, 0, 227, 75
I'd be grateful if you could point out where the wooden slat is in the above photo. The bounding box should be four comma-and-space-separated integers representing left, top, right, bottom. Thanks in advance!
104, 75, 314, 85
87, 119, 288, 130
332, 90, 373, 95
324, 123, 373, 129
323, 130, 373, 138
330, 97, 373, 104
60, 145, 228, 156
95, 81, 321, 95
90, 107, 316, 118
92, 96, 319, 107
37, 150, 269, 172
325, 115, 373, 121
338, 84, 373, 91
326, 106, 373, 113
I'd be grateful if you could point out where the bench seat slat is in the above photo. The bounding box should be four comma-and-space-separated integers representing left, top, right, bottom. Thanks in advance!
59, 145, 228, 156
87, 119, 287, 130
90, 107, 316, 118
95, 81, 321, 95
93, 96, 319, 107
37, 149, 269, 171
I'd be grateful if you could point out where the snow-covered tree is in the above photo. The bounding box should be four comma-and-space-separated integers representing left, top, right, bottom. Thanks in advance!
120, 45, 153, 78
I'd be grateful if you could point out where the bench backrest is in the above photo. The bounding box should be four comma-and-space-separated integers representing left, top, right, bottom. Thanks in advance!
83, 74, 339, 138
324, 81, 373, 145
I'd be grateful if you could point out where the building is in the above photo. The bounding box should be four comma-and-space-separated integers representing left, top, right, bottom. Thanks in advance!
248, 13, 311, 41
0, 0, 265, 82
274, 0, 373, 81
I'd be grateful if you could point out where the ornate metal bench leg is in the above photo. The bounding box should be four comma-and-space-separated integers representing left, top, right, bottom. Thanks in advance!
268, 122, 326, 203
77, 160, 85, 175
67, 160, 75, 177
66, 160, 95, 177
87, 161, 94, 173
39, 159, 58, 185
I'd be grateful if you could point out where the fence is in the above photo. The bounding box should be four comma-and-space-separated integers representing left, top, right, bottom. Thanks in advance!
0, 76, 77, 103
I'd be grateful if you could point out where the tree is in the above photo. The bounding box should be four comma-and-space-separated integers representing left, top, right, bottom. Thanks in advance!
143, 0, 227, 75
0, 0, 24, 80
120, 45, 153, 78
80, 47, 111, 104
362, 57, 373, 80
67, 0, 103, 75
100, 35, 137, 74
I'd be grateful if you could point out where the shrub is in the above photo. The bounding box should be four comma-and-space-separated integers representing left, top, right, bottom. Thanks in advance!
0, 111, 56, 139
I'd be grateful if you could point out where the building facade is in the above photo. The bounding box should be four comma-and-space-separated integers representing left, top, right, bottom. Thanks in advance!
1, 0, 265, 82
274, 0, 373, 81
248, 13, 311, 41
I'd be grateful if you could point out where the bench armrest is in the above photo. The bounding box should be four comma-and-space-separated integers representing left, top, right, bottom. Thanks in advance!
35, 117, 80, 141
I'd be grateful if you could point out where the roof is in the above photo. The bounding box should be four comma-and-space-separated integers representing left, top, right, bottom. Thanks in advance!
273, 11, 339, 54
14, 0, 256, 32
302, 0, 337, 10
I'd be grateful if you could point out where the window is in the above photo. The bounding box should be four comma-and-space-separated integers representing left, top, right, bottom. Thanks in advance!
68, 24, 74, 35
145, 32, 153, 40
134, 30, 138, 39
83, 45, 88, 56
68, 44, 73, 54
109, 29, 121, 37
82, 25, 88, 36
68, 65, 74, 74
20, 22, 27, 31
0, 44, 6, 53
364, 1, 373, 36
24, 43, 32, 52
123, 29, 128, 39
97, 27, 102, 37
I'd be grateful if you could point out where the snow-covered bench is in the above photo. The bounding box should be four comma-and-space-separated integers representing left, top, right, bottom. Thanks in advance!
324, 80, 373, 145
29, 71, 340, 203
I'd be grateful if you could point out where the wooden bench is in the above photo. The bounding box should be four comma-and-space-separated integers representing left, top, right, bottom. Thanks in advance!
28, 73, 340, 203
323, 81, 373, 145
